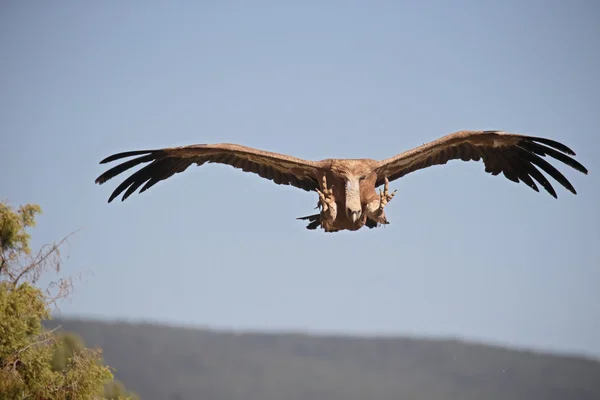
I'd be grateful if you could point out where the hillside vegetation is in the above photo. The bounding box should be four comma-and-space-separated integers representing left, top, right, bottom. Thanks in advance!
1, 201, 137, 399
45, 318, 600, 400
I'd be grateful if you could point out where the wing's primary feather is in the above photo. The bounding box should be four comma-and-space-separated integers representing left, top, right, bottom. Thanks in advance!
95, 143, 325, 202
375, 130, 588, 198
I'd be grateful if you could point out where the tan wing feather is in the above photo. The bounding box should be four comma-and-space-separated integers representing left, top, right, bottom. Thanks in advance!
374, 130, 588, 198
95, 143, 327, 202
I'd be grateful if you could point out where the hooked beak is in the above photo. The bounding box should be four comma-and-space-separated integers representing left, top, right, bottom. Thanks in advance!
345, 178, 363, 224
348, 209, 362, 223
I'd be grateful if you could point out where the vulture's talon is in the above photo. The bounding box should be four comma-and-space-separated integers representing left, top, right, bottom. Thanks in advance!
378, 177, 397, 212
371, 177, 397, 226
317, 174, 337, 231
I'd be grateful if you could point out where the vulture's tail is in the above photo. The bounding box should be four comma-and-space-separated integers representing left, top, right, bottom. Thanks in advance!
296, 213, 322, 230
296, 213, 379, 231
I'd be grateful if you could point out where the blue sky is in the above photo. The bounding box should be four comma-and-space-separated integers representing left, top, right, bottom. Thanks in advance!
2, 1, 599, 358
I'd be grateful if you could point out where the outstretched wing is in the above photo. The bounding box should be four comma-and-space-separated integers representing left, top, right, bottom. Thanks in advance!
374, 130, 588, 198
95, 143, 327, 202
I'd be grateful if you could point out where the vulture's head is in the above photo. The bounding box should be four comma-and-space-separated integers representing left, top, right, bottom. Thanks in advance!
331, 160, 378, 223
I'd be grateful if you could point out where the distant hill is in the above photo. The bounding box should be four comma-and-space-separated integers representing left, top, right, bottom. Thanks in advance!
43, 318, 600, 400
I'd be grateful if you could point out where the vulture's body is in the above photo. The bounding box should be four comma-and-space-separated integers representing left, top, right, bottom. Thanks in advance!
95, 130, 588, 232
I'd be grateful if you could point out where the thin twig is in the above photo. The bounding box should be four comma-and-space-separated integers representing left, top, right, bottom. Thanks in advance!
16, 325, 62, 354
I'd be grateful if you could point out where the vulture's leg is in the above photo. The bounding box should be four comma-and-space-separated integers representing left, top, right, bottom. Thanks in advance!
316, 175, 337, 232
366, 177, 397, 226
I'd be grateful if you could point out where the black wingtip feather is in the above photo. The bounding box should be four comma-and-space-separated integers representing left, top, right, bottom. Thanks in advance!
519, 140, 588, 175
517, 154, 558, 198
526, 136, 577, 156
139, 177, 161, 194
517, 145, 577, 195
95, 154, 157, 185
99, 149, 158, 164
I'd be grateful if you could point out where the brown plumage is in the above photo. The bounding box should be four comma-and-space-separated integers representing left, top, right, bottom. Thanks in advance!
95, 130, 588, 232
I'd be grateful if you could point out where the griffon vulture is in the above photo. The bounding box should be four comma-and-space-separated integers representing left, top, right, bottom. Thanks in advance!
95, 130, 588, 232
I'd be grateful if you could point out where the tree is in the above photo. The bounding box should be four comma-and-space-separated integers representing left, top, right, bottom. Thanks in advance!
0, 201, 138, 399
51, 332, 140, 400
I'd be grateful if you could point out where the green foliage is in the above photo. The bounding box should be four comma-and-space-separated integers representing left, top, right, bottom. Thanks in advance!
0, 202, 41, 253
0, 201, 138, 399
0, 281, 114, 399
51, 332, 85, 372
104, 380, 140, 400
51, 332, 140, 400
0, 203, 42, 275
